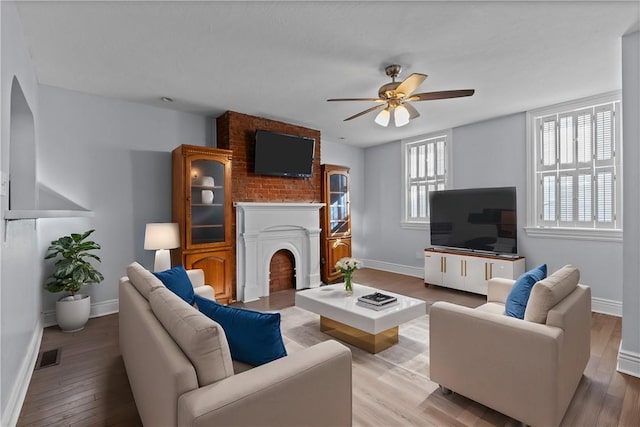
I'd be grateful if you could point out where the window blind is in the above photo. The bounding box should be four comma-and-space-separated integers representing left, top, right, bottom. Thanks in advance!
406, 135, 448, 221
535, 100, 619, 229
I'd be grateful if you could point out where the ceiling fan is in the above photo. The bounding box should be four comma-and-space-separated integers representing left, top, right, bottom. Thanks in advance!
327, 64, 475, 127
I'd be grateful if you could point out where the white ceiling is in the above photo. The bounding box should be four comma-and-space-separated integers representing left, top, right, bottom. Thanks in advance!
14, 1, 640, 147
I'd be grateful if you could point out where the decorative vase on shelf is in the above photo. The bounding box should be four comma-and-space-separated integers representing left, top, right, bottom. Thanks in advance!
201, 189, 214, 204
201, 176, 214, 187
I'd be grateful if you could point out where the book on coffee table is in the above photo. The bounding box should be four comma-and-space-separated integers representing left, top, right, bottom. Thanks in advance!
358, 292, 397, 306
356, 300, 399, 311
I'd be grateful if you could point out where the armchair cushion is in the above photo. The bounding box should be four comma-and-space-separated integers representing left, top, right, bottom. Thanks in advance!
153, 266, 195, 305
505, 264, 547, 319
195, 295, 287, 366
525, 264, 580, 324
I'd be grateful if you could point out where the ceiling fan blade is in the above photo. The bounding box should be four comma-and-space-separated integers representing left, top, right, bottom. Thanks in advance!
404, 103, 420, 119
327, 98, 385, 102
344, 103, 386, 121
395, 73, 427, 98
408, 89, 475, 102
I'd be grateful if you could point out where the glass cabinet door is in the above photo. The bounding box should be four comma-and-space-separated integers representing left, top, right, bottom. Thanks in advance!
329, 172, 349, 234
189, 158, 225, 245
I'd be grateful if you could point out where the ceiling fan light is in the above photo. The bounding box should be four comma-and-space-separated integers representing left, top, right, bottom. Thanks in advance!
394, 104, 410, 127
374, 108, 391, 127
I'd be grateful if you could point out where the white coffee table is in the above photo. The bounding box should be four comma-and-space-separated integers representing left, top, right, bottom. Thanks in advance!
295, 283, 427, 353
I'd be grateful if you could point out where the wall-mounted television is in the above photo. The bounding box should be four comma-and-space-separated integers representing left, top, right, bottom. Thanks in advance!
254, 130, 315, 178
429, 186, 518, 255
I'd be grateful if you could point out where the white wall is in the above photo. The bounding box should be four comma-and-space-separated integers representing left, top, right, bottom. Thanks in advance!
620, 30, 640, 377
320, 138, 365, 260
0, 1, 43, 424
37, 85, 210, 315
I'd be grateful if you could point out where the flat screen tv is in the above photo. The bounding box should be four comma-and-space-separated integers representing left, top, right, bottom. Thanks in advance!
254, 130, 315, 178
429, 186, 517, 255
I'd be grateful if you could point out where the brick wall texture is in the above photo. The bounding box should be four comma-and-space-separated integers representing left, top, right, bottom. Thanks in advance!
269, 249, 296, 292
216, 111, 322, 299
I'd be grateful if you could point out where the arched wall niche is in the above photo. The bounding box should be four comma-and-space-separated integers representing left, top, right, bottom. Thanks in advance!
9, 76, 37, 210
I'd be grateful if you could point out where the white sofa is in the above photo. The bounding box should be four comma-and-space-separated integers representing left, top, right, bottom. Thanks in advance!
429, 265, 591, 427
119, 262, 353, 426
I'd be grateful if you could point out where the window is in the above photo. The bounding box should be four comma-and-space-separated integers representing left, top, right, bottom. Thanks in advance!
401, 130, 451, 228
526, 92, 622, 240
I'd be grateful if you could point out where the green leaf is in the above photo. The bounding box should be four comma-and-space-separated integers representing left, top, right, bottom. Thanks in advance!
43, 230, 104, 294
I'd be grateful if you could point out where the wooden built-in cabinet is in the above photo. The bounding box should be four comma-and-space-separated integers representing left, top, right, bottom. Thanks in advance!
424, 248, 525, 295
320, 164, 351, 283
172, 144, 234, 304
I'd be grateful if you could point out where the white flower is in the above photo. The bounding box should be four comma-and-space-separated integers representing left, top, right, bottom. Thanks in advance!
335, 257, 362, 273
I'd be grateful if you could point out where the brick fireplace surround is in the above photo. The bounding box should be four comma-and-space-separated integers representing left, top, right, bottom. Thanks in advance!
216, 111, 323, 301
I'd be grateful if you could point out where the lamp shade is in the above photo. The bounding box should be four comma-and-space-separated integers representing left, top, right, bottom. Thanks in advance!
394, 105, 410, 127
144, 223, 180, 250
374, 108, 391, 127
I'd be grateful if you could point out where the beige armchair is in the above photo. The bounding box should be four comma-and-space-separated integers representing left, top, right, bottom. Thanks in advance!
429, 265, 591, 427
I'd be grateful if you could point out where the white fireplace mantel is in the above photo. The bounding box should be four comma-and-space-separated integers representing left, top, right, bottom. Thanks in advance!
235, 202, 324, 302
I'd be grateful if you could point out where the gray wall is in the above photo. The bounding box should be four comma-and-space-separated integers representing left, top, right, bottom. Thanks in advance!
1, 1, 42, 422
363, 111, 624, 304
37, 85, 210, 314
453, 113, 623, 303
320, 138, 365, 260
621, 30, 640, 375
363, 141, 428, 274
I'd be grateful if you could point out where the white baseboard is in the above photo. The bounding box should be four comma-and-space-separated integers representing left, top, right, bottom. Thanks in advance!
361, 259, 424, 279
617, 342, 640, 378
591, 297, 622, 317
42, 298, 119, 328
1, 320, 43, 427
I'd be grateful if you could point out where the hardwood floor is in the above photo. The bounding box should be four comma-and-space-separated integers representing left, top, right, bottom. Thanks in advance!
18, 268, 640, 426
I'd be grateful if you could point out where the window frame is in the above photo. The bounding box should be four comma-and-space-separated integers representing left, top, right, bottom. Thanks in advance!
400, 130, 453, 230
525, 91, 622, 241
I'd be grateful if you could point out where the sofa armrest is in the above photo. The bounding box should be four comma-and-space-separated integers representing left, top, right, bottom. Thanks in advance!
186, 269, 216, 301
487, 277, 515, 304
430, 301, 563, 426
186, 269, 205, 287
177, 340, 352, 427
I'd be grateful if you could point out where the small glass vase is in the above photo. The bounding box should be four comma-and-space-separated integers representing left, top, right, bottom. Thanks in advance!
344, 273, 353, 296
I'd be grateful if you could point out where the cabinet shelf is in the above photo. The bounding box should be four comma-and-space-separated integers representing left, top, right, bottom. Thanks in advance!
321, 164, 351, 283
173, 144, 234, 304
191, 185, 223, 190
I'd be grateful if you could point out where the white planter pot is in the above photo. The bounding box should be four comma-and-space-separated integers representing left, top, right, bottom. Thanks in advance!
56, 294, 91, 332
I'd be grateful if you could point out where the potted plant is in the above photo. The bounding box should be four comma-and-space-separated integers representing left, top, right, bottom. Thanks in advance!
44, 229, 104, 332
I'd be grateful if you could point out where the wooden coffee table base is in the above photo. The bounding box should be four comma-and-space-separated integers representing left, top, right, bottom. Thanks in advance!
320, 316, 399, 354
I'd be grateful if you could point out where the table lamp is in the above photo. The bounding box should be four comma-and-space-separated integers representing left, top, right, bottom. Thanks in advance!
144, 223, 180, 272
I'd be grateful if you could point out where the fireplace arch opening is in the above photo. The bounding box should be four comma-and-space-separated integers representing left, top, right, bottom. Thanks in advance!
269, 249, 296, 293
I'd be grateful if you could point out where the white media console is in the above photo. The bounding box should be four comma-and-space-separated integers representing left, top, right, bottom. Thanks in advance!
424, 248, 525, 295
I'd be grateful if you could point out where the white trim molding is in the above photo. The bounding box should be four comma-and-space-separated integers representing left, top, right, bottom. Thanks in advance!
2, 320, 43, 427
42, 298, 119, 328
591, 297, 622, 317
524, 226, 622, 242
617, 343, 640, 378
361, 259, 424, 279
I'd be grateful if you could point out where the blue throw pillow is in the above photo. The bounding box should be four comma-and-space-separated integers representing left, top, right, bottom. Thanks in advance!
153, 266, 195, 305
194, 295, 287, 366
505, 264, 547, 319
